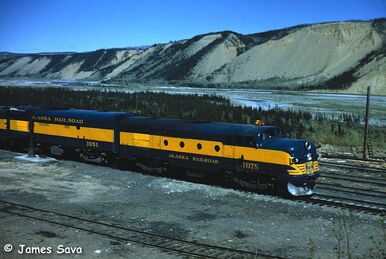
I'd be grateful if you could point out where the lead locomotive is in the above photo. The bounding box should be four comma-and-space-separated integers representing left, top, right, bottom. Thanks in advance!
0, 106, 319, 196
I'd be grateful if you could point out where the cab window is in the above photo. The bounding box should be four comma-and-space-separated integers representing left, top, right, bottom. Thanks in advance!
257, 128, 277, 146
232, 136, 256, 147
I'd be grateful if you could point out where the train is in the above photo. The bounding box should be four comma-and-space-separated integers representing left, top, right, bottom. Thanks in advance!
0, 105, 319, 196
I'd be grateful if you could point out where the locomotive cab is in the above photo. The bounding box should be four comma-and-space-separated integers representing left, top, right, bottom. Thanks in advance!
256, 127, 281, 147
256, 127, 319, 196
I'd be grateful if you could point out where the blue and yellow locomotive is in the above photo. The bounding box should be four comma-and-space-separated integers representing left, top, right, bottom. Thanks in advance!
0, 106, 319, 196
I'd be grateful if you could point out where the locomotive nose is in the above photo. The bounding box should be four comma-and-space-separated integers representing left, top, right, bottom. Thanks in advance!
263, 136, 319, 173
263, 137, 318, 160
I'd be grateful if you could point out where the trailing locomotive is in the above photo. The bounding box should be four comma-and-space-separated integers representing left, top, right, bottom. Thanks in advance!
0, 106, 319, 196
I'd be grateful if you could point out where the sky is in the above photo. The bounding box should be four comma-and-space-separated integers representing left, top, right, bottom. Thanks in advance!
0, 0, 384, 53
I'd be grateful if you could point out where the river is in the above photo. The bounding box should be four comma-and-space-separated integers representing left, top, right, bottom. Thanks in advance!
1, 79, 385, 126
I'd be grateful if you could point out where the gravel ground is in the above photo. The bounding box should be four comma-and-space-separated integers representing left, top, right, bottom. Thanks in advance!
0, 149, 385, 258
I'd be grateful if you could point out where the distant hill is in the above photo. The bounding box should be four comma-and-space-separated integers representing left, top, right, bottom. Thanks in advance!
0, 19, 385, 94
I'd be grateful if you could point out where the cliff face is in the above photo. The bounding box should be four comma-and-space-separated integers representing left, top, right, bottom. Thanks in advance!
0, 19, 385, 94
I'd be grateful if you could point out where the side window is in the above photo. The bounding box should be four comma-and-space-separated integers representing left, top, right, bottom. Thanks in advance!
246, 137, 256, 147
232, 136, 256, 147
235, 136, 244, 145
265, 132, 272, 141
258, 130, 274, 143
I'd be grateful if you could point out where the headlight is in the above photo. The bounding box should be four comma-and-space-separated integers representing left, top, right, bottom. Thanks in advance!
307, 153, 312, 161
304, 142, 312, 150
291, 157, 299, 163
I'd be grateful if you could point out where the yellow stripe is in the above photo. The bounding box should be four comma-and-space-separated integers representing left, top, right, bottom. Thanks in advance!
232, 145, 290, 165
120, 131, 291, 166
288, 161, 319, 175
313, 161, 319, 171
9, 120, 29, 132
34, 122, 114, 142
0, 119, 6, 130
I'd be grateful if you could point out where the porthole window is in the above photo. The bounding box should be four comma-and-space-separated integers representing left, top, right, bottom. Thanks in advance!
197, 143, 202, 150
214, 145, 220, 152
180, 141, 185, 148
164, 140, 168, 146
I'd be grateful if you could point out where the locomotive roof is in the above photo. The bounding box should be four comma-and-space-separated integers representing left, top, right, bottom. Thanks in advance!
121, 117, 279, 137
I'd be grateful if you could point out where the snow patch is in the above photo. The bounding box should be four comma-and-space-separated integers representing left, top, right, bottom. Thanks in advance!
15, 154, 56, 163
148, 178, 238, 198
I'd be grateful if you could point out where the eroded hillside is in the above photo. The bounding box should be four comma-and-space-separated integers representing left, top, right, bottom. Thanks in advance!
0, 19, 385, 94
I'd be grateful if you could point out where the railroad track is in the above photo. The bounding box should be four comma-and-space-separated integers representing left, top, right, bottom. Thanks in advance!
319, 172, 386, 186
316, 182, 386, 198
320, 154, 386, 163
319, 161, 386, 174
312, 173, 386, 215
308, 194, 386, 215
308, 179, 386, 215
0, 200, 281, 259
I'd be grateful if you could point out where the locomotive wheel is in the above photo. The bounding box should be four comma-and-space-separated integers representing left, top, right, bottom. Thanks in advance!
79, 149, 107, 164
136, 159, 166, 174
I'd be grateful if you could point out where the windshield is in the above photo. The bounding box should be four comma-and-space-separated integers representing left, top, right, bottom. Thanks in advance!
257, 128, 279, 146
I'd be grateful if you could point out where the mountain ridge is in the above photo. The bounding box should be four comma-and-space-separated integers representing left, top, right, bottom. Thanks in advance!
0, 19, 385, 94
